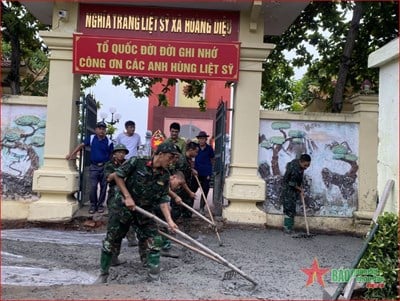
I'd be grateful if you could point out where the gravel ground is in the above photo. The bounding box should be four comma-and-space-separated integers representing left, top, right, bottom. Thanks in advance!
1, 215, 364, 300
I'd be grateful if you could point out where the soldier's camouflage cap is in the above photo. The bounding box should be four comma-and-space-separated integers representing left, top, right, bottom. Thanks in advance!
156, 142, 179, 155
113, 143, 129, 154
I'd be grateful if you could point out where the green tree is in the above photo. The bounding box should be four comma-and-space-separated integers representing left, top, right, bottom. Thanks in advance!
263, 1, 399, 112
2, 1, 100, 96
1, 1, 49, 95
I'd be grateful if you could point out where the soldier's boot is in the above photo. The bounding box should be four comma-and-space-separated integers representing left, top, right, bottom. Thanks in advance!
126, 227, 138, 247
111, 254, 126, 266
146, 251, 161, 282
94, 251, 112, 284
138, 241, 148, 267
289, 217, 295, 232
283, 216, 294, 234
160, 239, 180, 258
94, 273, 109, 284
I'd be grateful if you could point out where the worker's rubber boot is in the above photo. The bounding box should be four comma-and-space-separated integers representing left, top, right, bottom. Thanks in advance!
94, 272, 109, 284
159, 237, 180, 258
283, 216, 294, 234
126, 227, 139, 247
94, 251, 112, 284
147, 251, 161, 282
138, 240, 148, 267
111, 254, 126, 266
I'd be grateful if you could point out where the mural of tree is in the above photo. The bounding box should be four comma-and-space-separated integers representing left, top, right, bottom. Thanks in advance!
1, 114, 46, 199
258, 121, 318, 211
259, 120, 359, 217
259, 121, 318, 176
322, 141, 358, 205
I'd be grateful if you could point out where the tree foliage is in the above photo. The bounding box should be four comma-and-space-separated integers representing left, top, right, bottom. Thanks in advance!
1, 1, 49, 95
1, 1, 100, 97
262, 1, 399, 112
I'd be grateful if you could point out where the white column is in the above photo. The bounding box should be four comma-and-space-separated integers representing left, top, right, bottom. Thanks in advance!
223, 11, 275, 223
31, 3, 81, 221
352, 95, 379, 222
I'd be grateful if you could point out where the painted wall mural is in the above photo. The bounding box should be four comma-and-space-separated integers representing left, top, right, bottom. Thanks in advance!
258, 120, 359, 217
1, 104, 46, 200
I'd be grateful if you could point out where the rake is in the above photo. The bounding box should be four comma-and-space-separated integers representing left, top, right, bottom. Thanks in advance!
158, 230, 239, 281
135, 205, 257, 286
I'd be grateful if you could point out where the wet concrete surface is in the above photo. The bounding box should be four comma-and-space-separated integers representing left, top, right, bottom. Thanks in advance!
1, 211, 364, 300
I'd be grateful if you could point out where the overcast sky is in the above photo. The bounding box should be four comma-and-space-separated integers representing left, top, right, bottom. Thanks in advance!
85, 75, 149, 140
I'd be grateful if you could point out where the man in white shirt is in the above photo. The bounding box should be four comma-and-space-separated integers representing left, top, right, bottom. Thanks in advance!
116, 120, 142, 159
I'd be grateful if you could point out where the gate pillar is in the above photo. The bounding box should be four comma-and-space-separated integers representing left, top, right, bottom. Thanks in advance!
223, 39, 275, 224
31, 4, 81, 221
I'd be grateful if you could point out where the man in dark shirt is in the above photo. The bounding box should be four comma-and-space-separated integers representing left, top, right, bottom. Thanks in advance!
194, 131, 215, 215
66, 121, 113, 214
280, 154, 311, 234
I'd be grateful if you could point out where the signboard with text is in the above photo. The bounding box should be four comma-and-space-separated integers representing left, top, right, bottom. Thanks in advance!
73, 34, 240, 81
78, 4, 239, 42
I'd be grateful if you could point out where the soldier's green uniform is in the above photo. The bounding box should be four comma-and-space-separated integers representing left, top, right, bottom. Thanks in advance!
103, 161, 124, 256
164, 136, 187, 154
280, 158, 305, 232
102, 147, 127, 264
98, 155, 172, 282
170, 152, 198, 219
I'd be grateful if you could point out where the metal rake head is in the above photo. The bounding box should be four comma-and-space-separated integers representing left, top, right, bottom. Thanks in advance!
292, 233, 316, 239
222, 267, 241, 280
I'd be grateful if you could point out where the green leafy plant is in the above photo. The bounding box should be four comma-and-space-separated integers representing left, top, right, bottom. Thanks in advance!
357, 212, 398, 300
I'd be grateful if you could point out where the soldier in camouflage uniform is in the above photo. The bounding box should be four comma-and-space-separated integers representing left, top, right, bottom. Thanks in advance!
280, 154, 311, 234
102, 144, 129, 266
169, 141, 199, 220
96, 142, 180, 283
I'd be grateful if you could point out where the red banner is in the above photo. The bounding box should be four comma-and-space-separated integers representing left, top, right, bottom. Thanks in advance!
73, 34, 240, 81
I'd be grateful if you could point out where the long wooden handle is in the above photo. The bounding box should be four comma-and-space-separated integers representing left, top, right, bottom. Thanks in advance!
194, 175, 223, 245
180, 201, 215, 227
300, 194, 310, 235
194, 175, 215, 223
158, 230, 221, 264
135, 205, 257, 286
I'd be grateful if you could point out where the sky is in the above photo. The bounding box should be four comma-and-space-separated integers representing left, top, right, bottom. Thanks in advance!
85, 75, 149, 140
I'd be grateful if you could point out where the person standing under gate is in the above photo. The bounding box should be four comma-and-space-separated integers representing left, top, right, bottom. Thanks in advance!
164, 122, 187, 154
194, 131, 215, 215
116, 120, 141, 159
280, 154, 311, 234
66, 121, 114, 214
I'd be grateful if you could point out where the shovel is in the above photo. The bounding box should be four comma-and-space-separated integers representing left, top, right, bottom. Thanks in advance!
135, 205, 258, 286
